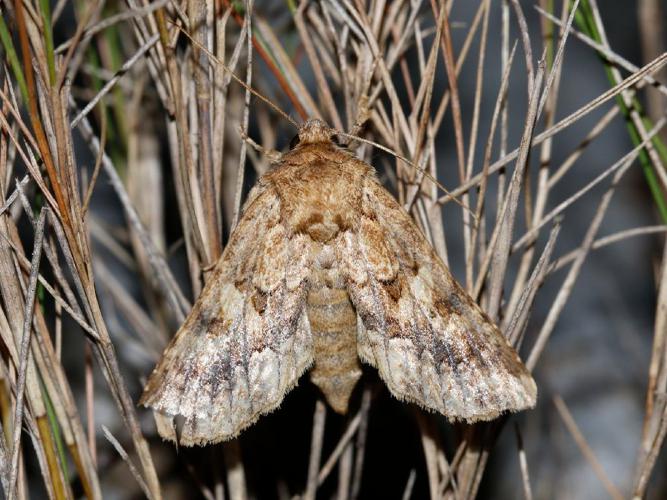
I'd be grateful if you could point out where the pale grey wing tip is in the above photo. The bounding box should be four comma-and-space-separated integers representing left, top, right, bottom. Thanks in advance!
143, 400, 281, 447
149, 410, 249, 447
459, 374, 537, 423
139, 363, 313, 446
382, 372, 537, 424
455, 372, 538, 423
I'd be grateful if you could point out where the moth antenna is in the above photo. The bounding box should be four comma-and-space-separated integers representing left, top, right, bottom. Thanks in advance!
337, 131, 479, 224
171, 21, 299, 130
239, 129, 282, 163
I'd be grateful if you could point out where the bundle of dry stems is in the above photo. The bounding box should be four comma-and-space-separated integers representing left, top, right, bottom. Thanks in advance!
0, 0, 666, 498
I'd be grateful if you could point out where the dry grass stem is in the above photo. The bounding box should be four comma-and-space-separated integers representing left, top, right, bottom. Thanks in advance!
553, 396, 624, 500
515, 424, 533, 500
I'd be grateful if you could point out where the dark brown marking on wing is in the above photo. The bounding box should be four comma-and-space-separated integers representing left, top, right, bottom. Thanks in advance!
382, 278, 403, 303
334, 213, 353, 232
251, 290, 268, 314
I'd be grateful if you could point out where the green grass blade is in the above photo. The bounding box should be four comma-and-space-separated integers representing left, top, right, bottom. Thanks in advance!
573, 0, 667, 222
39, 0, 56, 86
0, 14, 29, 103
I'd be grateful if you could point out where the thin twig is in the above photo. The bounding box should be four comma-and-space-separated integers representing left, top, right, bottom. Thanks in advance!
527, 150, 633, 370
350, 385, 371, 500
305, 400, 327, 500
415, 412, 440, 500
513, 116, 667, 251
482, 58, 545, 316
317, 410, 362, 485
7, 208, 47, 499
70, 34, 159, 128
440, 52, 667, 203
553, 396, 624, 500
401, 469, 417, 500
102, 426, 152, 499
514, 423, 533, 500
73, 104, 190, 321
231, 0, 254, 230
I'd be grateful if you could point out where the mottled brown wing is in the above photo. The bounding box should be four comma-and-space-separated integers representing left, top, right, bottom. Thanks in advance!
339, 177, 536, 422
140, 183, 314, 445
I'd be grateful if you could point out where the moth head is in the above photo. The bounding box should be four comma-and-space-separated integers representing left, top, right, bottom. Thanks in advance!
294, 118, 335, 146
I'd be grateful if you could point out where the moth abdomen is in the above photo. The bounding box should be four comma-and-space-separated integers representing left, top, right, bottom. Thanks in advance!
307, 268, 362, 414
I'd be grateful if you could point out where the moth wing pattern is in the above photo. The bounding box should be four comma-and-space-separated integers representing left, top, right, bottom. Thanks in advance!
140, 182, 314, 445
340, 176, 536, 422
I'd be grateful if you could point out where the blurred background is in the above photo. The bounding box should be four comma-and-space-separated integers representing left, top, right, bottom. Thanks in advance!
0, 1, 666, 499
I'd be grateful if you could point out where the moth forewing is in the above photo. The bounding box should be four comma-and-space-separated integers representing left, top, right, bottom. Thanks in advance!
347, 176, 537, 421
140, 119, 536, 446
139, 183, 315, 446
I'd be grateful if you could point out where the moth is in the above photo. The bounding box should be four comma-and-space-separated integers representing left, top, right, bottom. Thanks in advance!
140, 119, 536, 446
